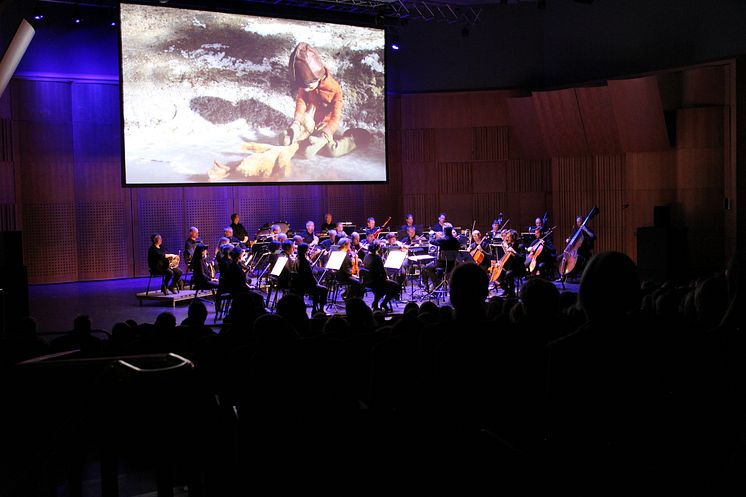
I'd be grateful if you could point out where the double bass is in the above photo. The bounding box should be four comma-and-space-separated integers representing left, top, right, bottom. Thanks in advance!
558, 206, 599, 277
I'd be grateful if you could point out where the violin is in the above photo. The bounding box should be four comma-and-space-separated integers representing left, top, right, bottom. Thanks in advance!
373, 217, 392, 238
351, 251, 360, 276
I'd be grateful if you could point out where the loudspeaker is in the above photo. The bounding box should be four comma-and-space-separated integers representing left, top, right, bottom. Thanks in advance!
0, 19, 35, 97
0, 231, 23, 268
636, 226, 686, 282
653, 205, 671, 228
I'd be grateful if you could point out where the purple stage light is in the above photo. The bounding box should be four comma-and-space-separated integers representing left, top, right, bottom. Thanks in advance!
391, 43, 399, 51
34, 15, 44, 20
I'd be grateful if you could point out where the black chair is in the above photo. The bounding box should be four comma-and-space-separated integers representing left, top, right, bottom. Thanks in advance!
431, 249, 460, 303
214, 293, 233, 323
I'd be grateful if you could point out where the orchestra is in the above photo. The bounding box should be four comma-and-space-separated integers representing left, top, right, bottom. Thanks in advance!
150, 207, 598, 311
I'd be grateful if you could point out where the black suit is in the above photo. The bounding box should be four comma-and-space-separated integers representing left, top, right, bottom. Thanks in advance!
337, 252, 363, 298
148, 244, 182, 292
363, 253, 400, 309
293, 256, 328, 311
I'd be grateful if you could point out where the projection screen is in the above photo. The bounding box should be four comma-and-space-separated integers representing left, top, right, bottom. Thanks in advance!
119, 3, 386, 185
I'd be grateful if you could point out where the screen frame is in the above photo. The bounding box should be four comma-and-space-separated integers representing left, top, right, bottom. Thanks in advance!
117, 1, 389, 188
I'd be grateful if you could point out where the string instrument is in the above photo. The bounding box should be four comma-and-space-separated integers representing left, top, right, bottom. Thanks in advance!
489, 245, 515, 283
372, 217, 392, 238
558, 206, 599, 277
350, 251, 360, 277
525, 226, 557, 273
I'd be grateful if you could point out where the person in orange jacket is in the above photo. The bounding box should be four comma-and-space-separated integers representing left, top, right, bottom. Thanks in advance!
280, 42, 361, 159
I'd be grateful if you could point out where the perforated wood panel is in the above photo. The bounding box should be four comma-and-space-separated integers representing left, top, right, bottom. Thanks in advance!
76, 201, 130, 280
22, 202, 78, 283
327, 185, 364, 226
507, 159, 550, 193
0, 118, 12, 162
184, 198, 229, 253
402, 194, 439, 228
134, 199, 184, 276
0, 203, 16, 231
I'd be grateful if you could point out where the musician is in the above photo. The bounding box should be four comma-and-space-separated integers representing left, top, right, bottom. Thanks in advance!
302, 220, 319, 246
148, 234, 182, 295
270, 224, 282, 240
293, 243, 328, 313
293, 235, 304, 249
525, 227, 556, 278
317, 229, 336, 250
497, 229, 525, 298
320, 213, 335, 232
274, 240, 296, 290
564, 215, 596, 275
223, 226, 242, 246
496, 212, 505, 226
230, 213, 249, 244
184, 226, 202, 262
190, 244, 218, 291
362, 229, 378, 250
350, 231, 365, 257
337, 238, 363, 299
422, 225, 461, 290
488, 219, 502, 242
334, 221, 346, 237
363, 242, 400, 311
221, 247, 250, 294
383, 232, 404, 250
534, 217, 544, 232
402, 226, 421, 247
468, 230, 492, 269
431, 213, 447, 233
400, 213, 416, 234
277, 233, 289, 244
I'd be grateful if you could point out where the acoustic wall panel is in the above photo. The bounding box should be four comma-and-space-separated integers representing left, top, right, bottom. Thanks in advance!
575, 86, 623, 155
438, 162, 472, 194
676, 107, 725, 150
608, 76, 669, 152
533, 88, 589, 157
401, 129, 436, 163
22, 202, 78, 283
473, 126, 510, 161
472, 161, 507, 193
506, 96, 548, 160
76, 201, 130, 280
133, 193, 184, 276
682, 64, 726, 107
434, 128, 474, 162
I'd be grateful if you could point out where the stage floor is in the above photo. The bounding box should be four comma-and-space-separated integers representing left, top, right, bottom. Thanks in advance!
28, 277, 579, 334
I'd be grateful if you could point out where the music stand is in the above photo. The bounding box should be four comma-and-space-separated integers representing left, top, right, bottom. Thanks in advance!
384, 250, 408, 304
323, 250, 349, 312
270, 256, 288, 277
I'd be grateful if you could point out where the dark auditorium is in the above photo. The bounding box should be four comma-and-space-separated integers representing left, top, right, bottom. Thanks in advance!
1, 0, 746, 494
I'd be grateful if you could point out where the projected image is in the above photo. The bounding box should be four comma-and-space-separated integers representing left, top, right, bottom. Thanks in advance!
120, 3, 386, 184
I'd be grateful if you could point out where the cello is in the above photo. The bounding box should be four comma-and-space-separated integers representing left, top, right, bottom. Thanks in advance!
558, 206, 599, 277
525, 226, 557, 273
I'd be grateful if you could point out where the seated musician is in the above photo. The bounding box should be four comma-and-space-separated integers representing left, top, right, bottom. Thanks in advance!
148, 233, 182, 295
221, 247, 250, 294
363, 241, 400, 311
334, 221, 346, 236
302, 220, 319, 246
292, 235, 304, 250
400, 213, 416, 235
563, 215, 596, 278
320, 229, 339, 251
270, 224, 282, 240
337, 238, 363, 299
487, 219, 502, 242
431, 213, 447, 233
422, 225, 460, 291
293, 243, 328, 313
468, 230, 492, 270
362, 229, 377, 251
350, 231, 365, 258
230, 213, 250, 244
365, 217, 377, 232
402, 226, 421, 247
526, 227, 556, 278
320, 212, 335, 233
278, 240, 297, 288
496, 229, 526, 298
190, 244, 218, 291
184, 226, 202, 264
223, 226, 242, 247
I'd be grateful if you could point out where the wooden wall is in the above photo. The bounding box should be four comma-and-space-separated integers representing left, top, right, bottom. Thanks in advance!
2, 59, 737, 284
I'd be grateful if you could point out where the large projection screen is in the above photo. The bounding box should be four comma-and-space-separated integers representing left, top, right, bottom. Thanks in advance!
119, 3, 386, 185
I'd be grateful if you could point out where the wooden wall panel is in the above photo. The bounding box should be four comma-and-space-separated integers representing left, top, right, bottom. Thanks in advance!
401, 162, 438, 195
608, 76, 670, 152
472, 161, 507, 193
676, 148, 724, 189
506, 96, 548, 160
473, 126, 509, 161
438, 162, 472, 194
533, 88, 589, 157
473, 192, 508, 229
575, 86, 623, 155
402, 194, 439, 228
435, 128, 474, 161
22, 202, 78, 283
438, 193, 473, 229
676, 107, 725, 149
593, 155, 626, 254
401, 129, 436, 163
131, 188, 185, 276
682, 64, 726, 107
507, 159, 550, 193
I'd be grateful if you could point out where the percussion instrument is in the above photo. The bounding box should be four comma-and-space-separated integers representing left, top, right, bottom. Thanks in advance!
166, 254, 180, 269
